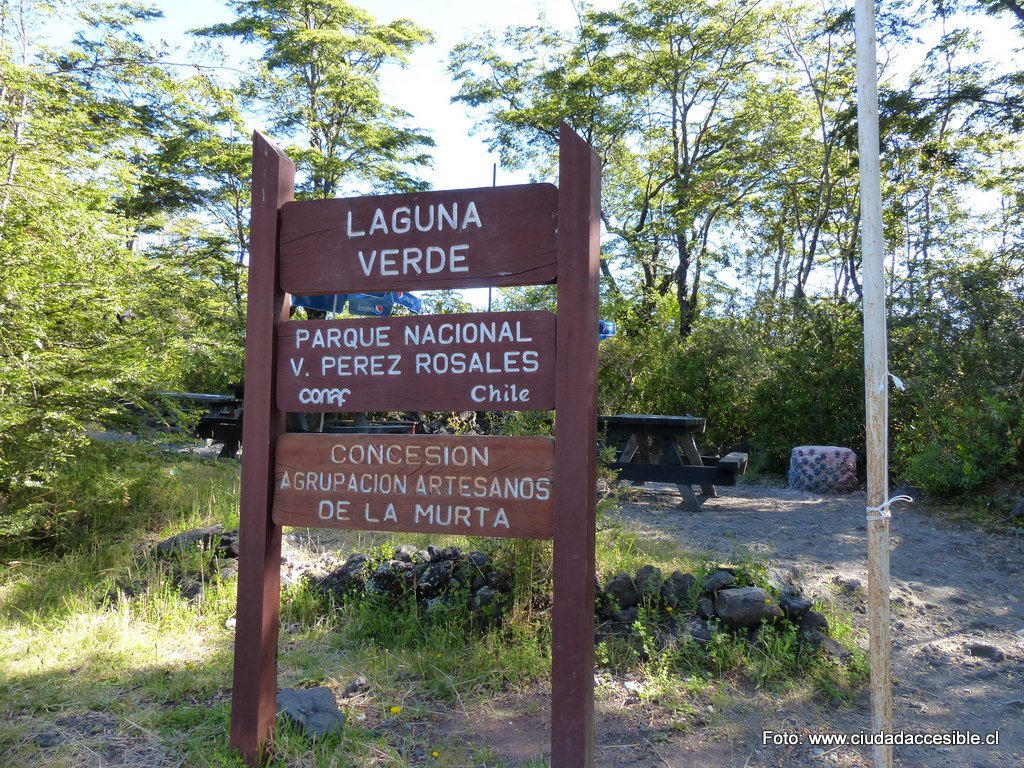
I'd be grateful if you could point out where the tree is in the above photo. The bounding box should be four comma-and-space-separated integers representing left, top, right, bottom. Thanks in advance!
196, 0, 434, 198
0, 1, 254, 532
451, 0, 790, 338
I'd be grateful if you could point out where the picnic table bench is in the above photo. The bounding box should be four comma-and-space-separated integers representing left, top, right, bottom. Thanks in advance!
181, 395, 417, 459
598, 414, 748, 512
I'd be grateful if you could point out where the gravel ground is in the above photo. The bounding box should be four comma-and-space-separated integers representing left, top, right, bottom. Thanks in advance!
594, 482, 1024, 768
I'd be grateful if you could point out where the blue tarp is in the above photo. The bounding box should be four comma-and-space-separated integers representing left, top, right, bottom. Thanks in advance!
291, 291, 423, 316
292, 294, 616, 341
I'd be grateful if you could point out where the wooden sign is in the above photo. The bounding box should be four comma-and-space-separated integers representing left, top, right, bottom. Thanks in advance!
276, 311, 555, 412
279, 184, 558, 293
273, 434, 554, 539
231, 126, 600, 768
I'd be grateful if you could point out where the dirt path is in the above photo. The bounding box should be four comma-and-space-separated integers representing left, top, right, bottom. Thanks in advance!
598, 483, 1024, 768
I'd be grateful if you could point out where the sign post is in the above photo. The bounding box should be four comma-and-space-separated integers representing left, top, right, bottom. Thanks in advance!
230, 125, 600, 766
551, 124, 601, 766
229, 133, 294, 764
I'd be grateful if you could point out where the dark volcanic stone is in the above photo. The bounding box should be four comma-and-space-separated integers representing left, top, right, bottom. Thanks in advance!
211, 558, 239, 581
714, 587, 781, 629
393, 544, 420, 563
661, 571, 696, 610
467, 550, 490, 569
416, 559, 455, 598
634, 565, 664, 601
318, 553, 371, 595
697, 597, 715, 620
604, 573, 640, 610
471, 585, 500, 613
341, 676, 370, 698
486, 570, 511, 592
277, 687, 345, 739
428, 545, 463, 563
682, 618, 714, 645
702, 569, 736, 594
613, 606, 640, 626
366, 560, 414, 595
34, 732, 62, 748
155, 524, 225, 558
966, 643, 1006, 662
215, 530, 240, 558
800, 609, 830, 634
780, 592, 813, 620
799, 629, 852, 662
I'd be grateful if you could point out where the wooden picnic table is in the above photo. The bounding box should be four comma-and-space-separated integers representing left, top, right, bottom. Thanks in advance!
598, 414, 747, 512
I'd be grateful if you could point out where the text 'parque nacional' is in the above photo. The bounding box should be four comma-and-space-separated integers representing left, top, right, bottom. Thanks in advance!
276, 311, 555, 413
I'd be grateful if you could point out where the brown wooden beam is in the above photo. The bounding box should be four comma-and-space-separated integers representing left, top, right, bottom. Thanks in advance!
551, 123, 601, 768
229, 132, 295, 766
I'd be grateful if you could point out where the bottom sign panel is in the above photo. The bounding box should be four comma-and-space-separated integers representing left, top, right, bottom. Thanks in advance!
273, 434, 554, 539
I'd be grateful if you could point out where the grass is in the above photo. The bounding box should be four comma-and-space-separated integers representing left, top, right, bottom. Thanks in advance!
0, 438, 868, 767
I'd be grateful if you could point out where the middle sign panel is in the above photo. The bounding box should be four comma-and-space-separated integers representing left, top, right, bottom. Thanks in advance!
276, 310, 556, 412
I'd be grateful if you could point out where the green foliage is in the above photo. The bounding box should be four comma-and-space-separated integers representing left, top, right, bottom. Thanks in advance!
747, 300, 865, 473
0, 1, 255, 524
599, 304, 763, 450
196, 0, 434, 198
890, 262, 1024, 494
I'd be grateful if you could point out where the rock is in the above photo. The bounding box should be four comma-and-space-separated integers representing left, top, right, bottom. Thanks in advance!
788, 445, 857, 493
34, 732, 61, 748
467, 550, 490, 569
832, 575, 862, 593
450, 567, 469, 588
393, 544, 420, 563
799, 629, 852, 662
177, 574, 207, 600
634, 565, 664, 601
416, 560, 455, 598
613, 606, 640, 626
341, 676, 370, 698
702, 569, 736, 594
780, 593, 813, 620
366, 560, 414, 596
215, 530, 240, 558
471, 585, 500, 614
800, 610, 830, 634
697, 597, 715, 620
714, 587, 781, 629
604, 573, 640, 610
277, 687, 346, 739
661, 571, 696, 610
965, 643, 1006, 662
595, 577, 618, 620
428, 545, 462, 563
318, 553, 371, 596
155, 524, 225, 558
681, 618, 715, 645
211, 558, 239, 581
486, 570, 511, 593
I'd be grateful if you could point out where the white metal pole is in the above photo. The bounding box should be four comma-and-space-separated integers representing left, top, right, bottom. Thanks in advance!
854, 1, 893, 766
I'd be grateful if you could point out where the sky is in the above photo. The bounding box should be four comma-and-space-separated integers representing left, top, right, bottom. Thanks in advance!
142, 0, 1020, 194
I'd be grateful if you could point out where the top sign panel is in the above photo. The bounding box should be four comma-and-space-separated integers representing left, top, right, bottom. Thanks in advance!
278, 184, 558, 294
